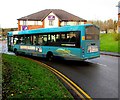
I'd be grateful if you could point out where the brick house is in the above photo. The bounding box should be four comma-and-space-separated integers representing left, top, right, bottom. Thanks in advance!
17, 9, 87, 31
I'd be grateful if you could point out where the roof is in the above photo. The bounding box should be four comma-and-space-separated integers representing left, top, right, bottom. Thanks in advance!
18, 9, 86, 22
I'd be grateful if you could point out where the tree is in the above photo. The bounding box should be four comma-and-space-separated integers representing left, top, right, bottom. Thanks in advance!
107, 19, 114, 29
113, 20, 117, 33
103, 21, 108, 33
88, 19, 116, 33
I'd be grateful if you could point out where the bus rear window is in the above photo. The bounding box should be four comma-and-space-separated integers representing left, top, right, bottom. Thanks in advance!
85, 25, 100, 40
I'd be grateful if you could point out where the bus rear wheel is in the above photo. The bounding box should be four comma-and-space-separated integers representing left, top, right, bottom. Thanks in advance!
46, 52, 54, 61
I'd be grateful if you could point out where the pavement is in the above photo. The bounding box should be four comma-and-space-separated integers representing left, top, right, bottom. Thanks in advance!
100, 51, 120, 57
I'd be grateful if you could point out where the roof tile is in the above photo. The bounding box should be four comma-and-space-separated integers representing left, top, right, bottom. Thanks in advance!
18, 9, 86, 21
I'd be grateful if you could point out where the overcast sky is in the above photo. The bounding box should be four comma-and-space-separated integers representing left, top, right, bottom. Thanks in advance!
0, 0, 119, 28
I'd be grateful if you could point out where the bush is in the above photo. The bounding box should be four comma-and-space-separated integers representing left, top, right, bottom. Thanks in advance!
113, 33, 120, 41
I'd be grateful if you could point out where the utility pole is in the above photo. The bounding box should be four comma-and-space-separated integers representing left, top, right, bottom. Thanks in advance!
117, 1, 120, 33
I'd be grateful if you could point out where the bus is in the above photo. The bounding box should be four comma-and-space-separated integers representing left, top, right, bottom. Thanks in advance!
7, 24, 100, 61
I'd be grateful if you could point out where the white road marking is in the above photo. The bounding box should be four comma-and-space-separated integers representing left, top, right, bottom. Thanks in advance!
96, 63, 107, 67
87, 60, 107, 67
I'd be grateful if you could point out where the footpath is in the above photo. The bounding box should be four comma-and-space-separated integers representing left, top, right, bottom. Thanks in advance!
100, 51, 120, 57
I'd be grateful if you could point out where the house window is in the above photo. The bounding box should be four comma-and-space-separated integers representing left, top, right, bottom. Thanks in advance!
34, 21, 38, 25
76, 22, 79, 25
49, 20, 54, 26
23, 21, 27, 25
64, 22, 67, 26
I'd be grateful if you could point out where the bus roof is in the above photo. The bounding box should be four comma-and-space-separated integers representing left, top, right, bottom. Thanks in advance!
8, 24, 94, 36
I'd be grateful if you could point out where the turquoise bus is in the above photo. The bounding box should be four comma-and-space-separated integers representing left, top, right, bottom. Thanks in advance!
7, 24, 100, 60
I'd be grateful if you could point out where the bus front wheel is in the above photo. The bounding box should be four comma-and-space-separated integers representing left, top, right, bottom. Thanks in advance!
14, 49, 18, 55
46, 52, 54, 61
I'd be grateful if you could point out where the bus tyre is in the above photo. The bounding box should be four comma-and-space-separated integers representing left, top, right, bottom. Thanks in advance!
14, 49, 18, 55
47, 52, 54, 61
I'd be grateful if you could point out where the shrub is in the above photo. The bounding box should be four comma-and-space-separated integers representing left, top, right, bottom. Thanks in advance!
113, 33, 120, 41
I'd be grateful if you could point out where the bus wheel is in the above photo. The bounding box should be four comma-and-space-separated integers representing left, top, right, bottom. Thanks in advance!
14, 49, 18, 55
46, 52, 54, 61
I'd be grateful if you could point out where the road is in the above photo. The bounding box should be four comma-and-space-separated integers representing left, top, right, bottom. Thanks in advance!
0, 40, 8, 53
40, 55, 118, 99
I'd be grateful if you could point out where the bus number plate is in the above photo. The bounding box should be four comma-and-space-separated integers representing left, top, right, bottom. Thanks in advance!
88, 46, 98, 53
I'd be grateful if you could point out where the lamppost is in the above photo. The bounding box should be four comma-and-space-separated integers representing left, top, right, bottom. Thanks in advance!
117, 1, 120, 33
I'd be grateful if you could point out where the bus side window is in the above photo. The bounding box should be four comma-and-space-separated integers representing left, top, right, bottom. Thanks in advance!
38, 35, 43, 45
56, 34, 60, 42
33, 35, 38, 45
20, 36, 25, 44
16, 40, 21, 44
42, 35, 47, 45
69, 32, 76, 42
70, 36, 76, 42
61, 33, 67, 42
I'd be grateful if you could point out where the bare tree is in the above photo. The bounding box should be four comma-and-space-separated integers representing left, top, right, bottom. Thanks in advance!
88, 19, 116, 33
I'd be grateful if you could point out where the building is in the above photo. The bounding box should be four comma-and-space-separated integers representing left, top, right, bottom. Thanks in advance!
117, 1, 120, 33
17, 9, 87, 31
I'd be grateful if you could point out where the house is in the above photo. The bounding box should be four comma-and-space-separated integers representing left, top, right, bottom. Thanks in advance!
17, 9, 87, 31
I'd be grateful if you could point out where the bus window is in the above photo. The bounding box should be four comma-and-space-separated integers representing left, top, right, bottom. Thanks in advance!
38, 35, 43, 45
25, 35, 31, 45
61, 33, 68, 42
69, 32, 76, 42
20, 36, 25, 44
85, 26, 99, 40
61, 32, 77, 43
33, 35, 38, 45
48, 33, 60, 43
13, 36, 18, 45
47, 33, 61, 46
56, 34, 60, 42
42, 35, 47, 45
10, 37, 13, 46
48, 34, 51, 42
15, 35, 25, 45
51, 34, 56, 42
16, 36, 21, 44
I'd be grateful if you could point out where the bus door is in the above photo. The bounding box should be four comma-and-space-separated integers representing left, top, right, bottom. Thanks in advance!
8, 36, 13, 51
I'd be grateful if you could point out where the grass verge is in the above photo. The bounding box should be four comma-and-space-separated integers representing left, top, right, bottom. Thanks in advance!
100, 33, 120, 53
2, 54, 73, 99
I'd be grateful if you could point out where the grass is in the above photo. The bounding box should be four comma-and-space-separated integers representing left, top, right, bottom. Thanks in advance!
100, 33, 120, 53
2, 54, 73, 99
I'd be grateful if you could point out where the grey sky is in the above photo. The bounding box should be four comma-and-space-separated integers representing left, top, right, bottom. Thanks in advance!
0, 0, 119, 28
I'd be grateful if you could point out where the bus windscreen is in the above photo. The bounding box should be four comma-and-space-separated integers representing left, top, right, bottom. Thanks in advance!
85, 26, 100, 40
